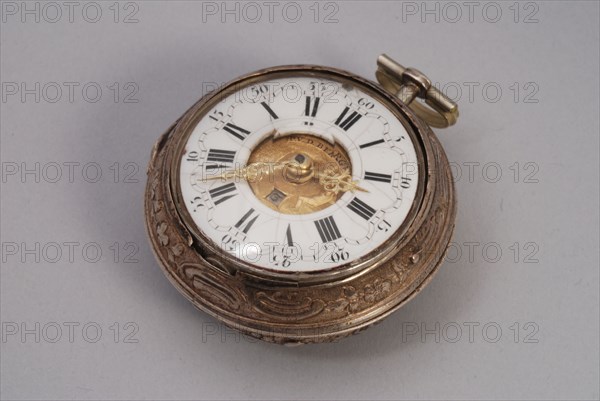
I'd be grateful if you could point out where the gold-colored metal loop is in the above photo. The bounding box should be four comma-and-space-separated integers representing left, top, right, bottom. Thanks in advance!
376, 54, 459, 128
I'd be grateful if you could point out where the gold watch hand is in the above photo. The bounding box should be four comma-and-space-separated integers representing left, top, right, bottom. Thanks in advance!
315, 169, 368, 194
201, 159, 368, 194
202, 161, 287, 182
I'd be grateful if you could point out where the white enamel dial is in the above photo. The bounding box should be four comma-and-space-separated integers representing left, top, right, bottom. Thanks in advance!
179, 74, 419, 272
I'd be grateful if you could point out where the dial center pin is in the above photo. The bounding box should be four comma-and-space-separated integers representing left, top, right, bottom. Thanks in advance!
284, 153, 314, 184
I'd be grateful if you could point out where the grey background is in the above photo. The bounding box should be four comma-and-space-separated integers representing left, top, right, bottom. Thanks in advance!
1, 1, 598, 400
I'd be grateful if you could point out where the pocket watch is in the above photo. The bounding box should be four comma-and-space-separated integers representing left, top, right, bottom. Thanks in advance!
145, 54, 459, 344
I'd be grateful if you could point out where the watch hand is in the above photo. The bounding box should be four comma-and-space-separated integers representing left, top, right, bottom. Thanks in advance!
202, 161, 288, 182
202, 159, 368, 194
314, 169, 368, 194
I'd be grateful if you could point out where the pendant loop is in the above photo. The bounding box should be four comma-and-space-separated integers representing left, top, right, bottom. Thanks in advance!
376, 54, 459, 128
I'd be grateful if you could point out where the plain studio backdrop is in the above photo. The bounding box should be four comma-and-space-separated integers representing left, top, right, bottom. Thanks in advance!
0, 1, 598, 400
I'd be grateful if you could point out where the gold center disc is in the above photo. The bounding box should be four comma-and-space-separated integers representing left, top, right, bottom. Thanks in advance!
247, 133, 352, 215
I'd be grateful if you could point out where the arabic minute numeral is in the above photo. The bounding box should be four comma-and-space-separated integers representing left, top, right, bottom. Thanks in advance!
400, 176, 412, 189
208, 110, 227, 124
190, 196, 204, 212
186, 151, 199, 162
221, 234, 239, 252
329, 249, 349, 263
250, 84, 270, 100
357, 97, 375, 109
377, 220, 391, 232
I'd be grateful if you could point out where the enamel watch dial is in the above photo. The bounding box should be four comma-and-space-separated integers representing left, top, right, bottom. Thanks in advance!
145, 55, 459, 344
178, 75, 419, 272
